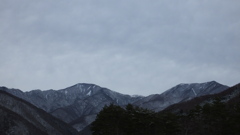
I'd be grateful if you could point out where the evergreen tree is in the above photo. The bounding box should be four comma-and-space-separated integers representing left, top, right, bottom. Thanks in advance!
91, 104, 125, 135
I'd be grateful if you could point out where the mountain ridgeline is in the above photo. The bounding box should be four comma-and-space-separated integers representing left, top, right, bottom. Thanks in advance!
0, 81, 232, 134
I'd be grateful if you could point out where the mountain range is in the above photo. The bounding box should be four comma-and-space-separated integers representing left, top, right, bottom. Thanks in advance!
0, 81, 232, 134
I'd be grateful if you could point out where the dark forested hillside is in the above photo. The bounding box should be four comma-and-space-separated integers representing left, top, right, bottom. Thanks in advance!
91, 104, 180, 135
91, 100, 240, 135
0, 91, 78, 135
0, 105, 47, 135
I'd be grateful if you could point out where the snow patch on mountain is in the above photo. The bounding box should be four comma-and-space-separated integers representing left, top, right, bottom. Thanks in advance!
86, 90, 91, 96
192, 88, 197, 96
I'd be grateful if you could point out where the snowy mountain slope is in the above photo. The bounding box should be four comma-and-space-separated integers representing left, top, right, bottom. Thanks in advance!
164, 83, 240, 113
133, 81, 228, 111
50, 85, 143, 131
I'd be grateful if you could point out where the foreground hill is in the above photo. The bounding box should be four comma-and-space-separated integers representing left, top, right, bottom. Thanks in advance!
0, 91, 78, 135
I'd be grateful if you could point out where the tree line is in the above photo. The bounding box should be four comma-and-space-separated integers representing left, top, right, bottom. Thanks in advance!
91, 99, 240, 135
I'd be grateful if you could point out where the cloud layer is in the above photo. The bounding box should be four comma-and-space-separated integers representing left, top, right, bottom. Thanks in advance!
1, 0, 239, 95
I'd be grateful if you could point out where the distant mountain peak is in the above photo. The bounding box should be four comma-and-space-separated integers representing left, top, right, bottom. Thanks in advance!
134, 81, 229, 112
174, 81, 225, 93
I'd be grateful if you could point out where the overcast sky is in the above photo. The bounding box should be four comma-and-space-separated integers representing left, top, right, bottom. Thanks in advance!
0, 0, 239, 96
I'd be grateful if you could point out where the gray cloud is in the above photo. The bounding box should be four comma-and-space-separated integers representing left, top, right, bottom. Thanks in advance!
0, 0, 239, 95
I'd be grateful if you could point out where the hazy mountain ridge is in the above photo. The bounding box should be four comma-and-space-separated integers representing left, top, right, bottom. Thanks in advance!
0, 81, 229, 132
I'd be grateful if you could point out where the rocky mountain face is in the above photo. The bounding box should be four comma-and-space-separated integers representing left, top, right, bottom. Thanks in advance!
133, 81, 228, 111
0, 81, 229, 132
0, 90, 78, 135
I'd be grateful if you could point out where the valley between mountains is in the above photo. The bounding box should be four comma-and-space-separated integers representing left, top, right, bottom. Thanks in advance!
1, 81, 239, 135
